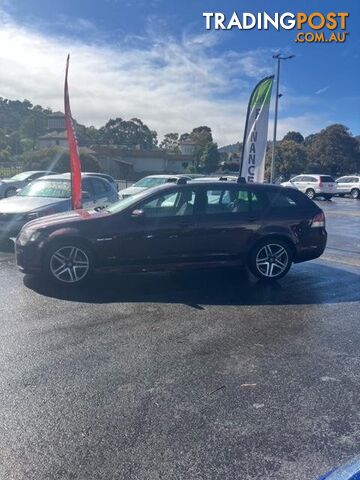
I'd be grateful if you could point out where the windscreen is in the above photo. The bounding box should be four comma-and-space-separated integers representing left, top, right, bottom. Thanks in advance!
320, 175, 335, 182
18, 179, 71, 198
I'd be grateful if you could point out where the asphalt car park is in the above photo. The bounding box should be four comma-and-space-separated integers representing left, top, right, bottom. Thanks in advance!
0, 196, 359, 480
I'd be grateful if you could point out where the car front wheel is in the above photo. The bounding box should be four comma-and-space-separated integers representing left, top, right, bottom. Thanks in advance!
350, 188, 360, 199
44, 242, 93, 285
5, 187, 17, 197
248, 239, 293, 281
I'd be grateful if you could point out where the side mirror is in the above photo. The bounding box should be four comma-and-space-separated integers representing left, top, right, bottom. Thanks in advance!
131, 208, 144, 218
82, 191, 91, 200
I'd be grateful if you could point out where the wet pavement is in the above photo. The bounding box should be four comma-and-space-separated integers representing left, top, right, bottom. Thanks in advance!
0, 197, 359, 480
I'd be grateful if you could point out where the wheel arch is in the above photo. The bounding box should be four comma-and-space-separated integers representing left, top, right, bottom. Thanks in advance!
42, 233, 98, 268
247, 234, 297, 262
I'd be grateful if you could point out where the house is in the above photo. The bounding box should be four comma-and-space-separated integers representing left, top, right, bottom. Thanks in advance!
92, 146, 194, 180
37, 130, 68, 149
38, 112, 67, 150
179, 139, 198, 155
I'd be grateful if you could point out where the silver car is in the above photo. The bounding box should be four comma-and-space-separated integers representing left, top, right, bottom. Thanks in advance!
281, 174, 336, 200
0, 171, 55, 198
335, 175, 360, 199
0, 173, 118, 241
119, 175, 192, 199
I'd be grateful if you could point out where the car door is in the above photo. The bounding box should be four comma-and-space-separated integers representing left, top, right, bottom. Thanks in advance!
301, 176, 317, 193
335, 177, 349, 194
196, 185, 263, 264
290, 175, 304, 191
112, 187, 203, 267
81, 177, 97, 209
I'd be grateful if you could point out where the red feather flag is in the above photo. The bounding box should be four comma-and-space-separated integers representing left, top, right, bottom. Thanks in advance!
64, 54, 82, 210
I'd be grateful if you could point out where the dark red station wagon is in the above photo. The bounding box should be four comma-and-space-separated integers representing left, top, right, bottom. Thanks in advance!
15, 178, 327, 286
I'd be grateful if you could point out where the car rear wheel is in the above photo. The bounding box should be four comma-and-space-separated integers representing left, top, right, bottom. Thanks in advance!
44, 242, 93, 286
248, 239, 293, 281
305, 188, 316, 200
5, 187, 17, 197
350, 188, 360, 199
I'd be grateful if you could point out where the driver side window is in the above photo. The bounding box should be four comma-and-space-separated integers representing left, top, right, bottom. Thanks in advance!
138, 189, 196, 218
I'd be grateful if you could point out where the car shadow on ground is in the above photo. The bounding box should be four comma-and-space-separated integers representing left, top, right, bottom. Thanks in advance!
24, 262, 360, 307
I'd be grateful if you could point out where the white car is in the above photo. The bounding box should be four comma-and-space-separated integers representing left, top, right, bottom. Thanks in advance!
335, 175, 360, 199
119, 175, 192, 199
281, 174, 336, 200
0, 171, 55, 198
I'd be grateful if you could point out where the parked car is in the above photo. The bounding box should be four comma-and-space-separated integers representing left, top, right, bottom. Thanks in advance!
0, 173, 118, 241
0, 171, 55, 198
119, 175, 192, 198
16, 178, 327, 286
335, 175, 360, 199
281, 174, 336, 200
83, 172, 119, 192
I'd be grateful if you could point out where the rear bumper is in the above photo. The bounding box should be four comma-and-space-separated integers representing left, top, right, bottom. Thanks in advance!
294, 228, 327, 263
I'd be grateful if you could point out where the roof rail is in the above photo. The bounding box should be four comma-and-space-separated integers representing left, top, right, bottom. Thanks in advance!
237, 176, 246, 184
176, 177, 188, 185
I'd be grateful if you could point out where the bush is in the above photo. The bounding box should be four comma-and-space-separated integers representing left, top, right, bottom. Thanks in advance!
22, 147, 102, 173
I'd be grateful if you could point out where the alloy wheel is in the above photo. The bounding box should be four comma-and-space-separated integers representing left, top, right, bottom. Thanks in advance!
50, 245, 90, 284
255, 243, 289, 278
306, 189, 315, 200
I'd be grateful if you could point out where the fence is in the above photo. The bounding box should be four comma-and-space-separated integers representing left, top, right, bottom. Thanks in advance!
0, 164, 22, 179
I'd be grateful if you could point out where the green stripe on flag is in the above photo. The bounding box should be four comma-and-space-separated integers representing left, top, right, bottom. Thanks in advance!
250, 78, 273, 108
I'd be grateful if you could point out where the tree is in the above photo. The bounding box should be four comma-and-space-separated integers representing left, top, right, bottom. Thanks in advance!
305, 124, 360, 176
159, 133, 180, 153
190, 126, 213, 146
283, 131, 304, 144
264, 140, 308, 181
200, 142, 220, 173
99, 117, 157, 149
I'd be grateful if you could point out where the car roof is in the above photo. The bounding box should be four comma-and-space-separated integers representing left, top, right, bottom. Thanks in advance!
143, 179, 283, 192
140, 174, 189, 179
36, 173, 107, 181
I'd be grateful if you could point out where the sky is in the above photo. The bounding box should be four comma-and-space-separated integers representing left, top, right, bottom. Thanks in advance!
0, 0, 359, 146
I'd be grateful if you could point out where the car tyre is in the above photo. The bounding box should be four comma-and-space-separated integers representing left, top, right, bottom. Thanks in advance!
350, 188, 360, 199
5, 187, 17, 197
248, 239, 293, 281
305, 188, 316, 200
43, 240, 94, 286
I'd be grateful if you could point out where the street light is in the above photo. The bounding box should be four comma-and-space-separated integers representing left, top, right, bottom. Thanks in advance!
270, 53, 295, 184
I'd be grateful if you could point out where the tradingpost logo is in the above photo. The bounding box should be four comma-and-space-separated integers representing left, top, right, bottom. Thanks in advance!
203, 12, 350, 44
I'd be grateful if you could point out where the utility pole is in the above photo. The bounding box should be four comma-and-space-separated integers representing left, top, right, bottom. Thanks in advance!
270, 53, 295, 184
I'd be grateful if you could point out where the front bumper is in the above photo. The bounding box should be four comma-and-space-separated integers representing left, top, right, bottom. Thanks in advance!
15, 241, 43, 274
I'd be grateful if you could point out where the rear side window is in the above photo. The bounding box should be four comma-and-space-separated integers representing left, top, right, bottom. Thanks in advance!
204, 187, 265, 215
320, 175, 335, 182
303, 176, 317, 182
268, 189, 314, 210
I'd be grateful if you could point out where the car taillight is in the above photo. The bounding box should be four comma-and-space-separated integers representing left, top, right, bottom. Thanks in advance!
311, 212, 325, 228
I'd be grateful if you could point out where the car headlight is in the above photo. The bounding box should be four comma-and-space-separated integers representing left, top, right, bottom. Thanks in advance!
17, 228, 42, 245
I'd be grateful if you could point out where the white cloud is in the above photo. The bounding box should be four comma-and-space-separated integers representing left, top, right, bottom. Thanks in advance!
0, 9, 326, 145
315, 86, 329, 95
